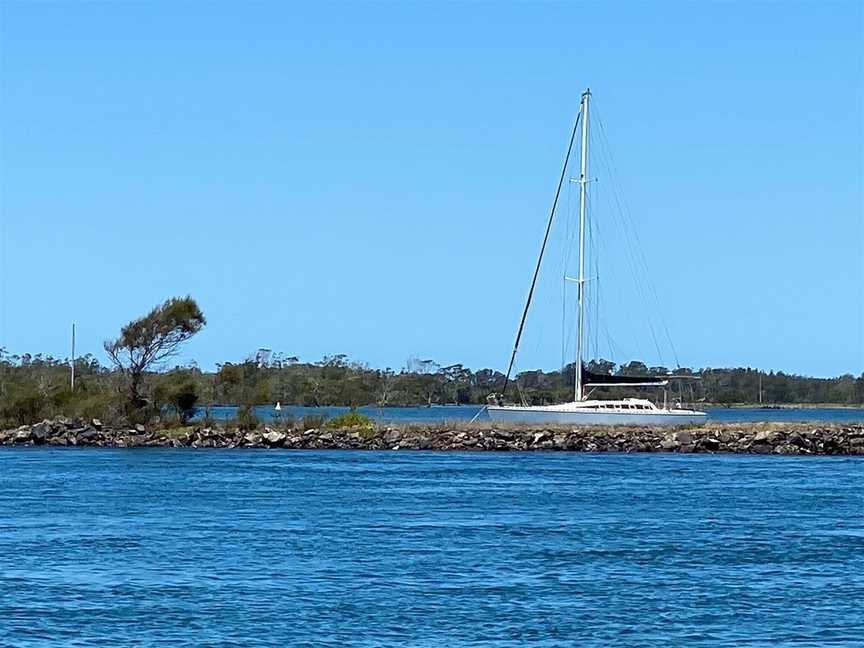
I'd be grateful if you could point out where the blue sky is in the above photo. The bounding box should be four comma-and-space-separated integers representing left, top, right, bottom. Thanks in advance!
0, 1, 861, 377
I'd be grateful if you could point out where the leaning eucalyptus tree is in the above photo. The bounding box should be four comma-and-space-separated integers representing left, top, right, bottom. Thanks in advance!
104, 296, 206, 409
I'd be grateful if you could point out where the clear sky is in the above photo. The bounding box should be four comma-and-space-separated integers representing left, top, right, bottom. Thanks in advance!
0, 1, 861, 378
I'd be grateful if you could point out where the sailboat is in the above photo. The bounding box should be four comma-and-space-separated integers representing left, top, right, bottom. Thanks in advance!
487, 89, 706, 426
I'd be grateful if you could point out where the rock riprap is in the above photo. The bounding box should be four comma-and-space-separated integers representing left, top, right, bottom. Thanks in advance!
1, 418, 863, 454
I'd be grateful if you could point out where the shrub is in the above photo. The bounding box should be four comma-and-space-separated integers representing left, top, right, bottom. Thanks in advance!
63, 391, 124, 425
301, 414, 326, 431
0, 391, 47, 427
358, 427, 378, 441
274, 413, 295, 431
127, 403, 159, 427
325, 410, 373, 430
200, 407, 217, 429
153, 371, 200, 423
235, 405, 259, 431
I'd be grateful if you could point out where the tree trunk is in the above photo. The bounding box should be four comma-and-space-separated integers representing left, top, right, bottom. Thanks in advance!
128, 371, 145, 409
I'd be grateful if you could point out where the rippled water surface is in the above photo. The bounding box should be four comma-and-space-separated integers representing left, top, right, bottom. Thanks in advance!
2, 449, 863, 646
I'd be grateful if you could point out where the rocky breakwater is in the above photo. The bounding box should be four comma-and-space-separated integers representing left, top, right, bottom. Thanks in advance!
2, 418, 864, 455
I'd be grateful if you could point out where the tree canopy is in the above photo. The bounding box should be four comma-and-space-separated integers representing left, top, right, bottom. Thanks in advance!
104, 296, 205, 407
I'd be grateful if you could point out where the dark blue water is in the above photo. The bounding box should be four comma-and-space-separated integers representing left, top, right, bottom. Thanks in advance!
200, 403, 864, 424
2, 449, 863, 646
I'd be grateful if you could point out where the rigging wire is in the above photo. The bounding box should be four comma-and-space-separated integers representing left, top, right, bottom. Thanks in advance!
588, 124, 650, 364
589, 183, 601, 363
561, 177, 573, 370
560, 157, 581, 373
594, 100, 681, 368
579, 135, 631, 366
502, 109, 582, 399
582, 188, 597, 364
592, 102, 672, 367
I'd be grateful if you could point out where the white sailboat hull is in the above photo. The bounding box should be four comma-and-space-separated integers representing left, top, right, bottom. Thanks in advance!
487, 402, 706, 426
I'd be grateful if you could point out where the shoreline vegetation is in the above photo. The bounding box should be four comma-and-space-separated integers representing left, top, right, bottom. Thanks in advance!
2, 296, 862, 430
3, 417, 863, 455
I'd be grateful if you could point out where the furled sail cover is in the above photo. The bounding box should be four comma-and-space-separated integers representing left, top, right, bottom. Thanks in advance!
581, 366, 668, 386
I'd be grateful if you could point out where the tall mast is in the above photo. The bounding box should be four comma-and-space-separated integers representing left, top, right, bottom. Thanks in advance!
574, 89, 590, 402
70, 322, 76, 391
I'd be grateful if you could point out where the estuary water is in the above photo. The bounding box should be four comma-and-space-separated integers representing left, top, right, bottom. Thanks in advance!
1, 449, 863, 646
201, 403, 864, 424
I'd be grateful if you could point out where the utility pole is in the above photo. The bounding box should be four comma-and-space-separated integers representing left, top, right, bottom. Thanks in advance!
70, 323, 76, 391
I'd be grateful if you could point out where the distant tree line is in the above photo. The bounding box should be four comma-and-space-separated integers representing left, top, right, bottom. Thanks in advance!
2, 348, 863, 429
1, 296, 862, 428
